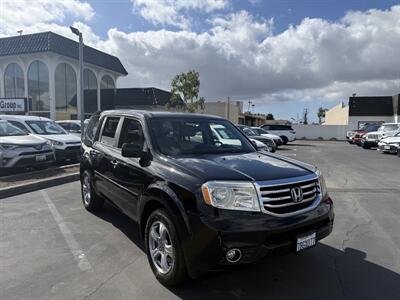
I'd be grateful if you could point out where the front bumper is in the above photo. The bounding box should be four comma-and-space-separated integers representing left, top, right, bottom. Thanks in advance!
1, 150, 55, 168
378, 144, 399, 154
184, 196, 334, 277
362, 140, 378, 147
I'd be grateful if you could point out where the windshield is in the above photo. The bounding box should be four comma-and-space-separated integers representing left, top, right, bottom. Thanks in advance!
150, 118, 255, 155
0, 121, 28, 137
26, 120, 66, 135
379, 124, 399, 132
253, 128, 267, 135
242, 127, 257, 136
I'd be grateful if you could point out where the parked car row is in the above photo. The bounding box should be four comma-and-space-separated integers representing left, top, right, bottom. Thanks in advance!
0, 115, 82, 173
347, 122, 400, 157
234, 124, 296, 153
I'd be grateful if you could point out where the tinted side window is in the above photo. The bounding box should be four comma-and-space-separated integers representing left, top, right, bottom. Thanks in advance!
118, 118, 144, 148
70, 123, 81, 131
262, 125, 270, 130
100, 117, 120, 146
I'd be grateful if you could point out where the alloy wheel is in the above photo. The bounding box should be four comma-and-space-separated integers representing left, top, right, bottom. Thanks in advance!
148, 221, 175, 274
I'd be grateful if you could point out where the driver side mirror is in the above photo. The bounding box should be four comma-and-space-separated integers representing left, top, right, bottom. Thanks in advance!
121, 143, 143, 158
251, 140, 258, 150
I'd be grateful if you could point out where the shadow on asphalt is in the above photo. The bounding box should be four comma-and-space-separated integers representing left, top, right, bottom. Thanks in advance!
92, 203, 400, 299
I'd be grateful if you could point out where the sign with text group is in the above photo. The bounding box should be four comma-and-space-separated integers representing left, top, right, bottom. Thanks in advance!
0, 98, 26, 112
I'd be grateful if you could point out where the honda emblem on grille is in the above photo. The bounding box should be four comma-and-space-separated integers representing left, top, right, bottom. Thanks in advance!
291, 187, 303, 203
34, 144, 42, 150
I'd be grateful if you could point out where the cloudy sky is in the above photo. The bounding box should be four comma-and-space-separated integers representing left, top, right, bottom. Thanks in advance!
1, 0, 400, 122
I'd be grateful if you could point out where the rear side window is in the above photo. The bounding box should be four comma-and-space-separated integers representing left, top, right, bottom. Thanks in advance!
85, 114, 100, 141
100, 117, 120, 146
268, 125, 293, 131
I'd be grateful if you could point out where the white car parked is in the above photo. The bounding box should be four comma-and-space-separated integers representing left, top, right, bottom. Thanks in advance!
0, 115, 81, 162
260, 124, 296, 144
250, 127, 283, 146
0, 120, 55, 171
378, 132, 400, 154
362, 123, 400, 149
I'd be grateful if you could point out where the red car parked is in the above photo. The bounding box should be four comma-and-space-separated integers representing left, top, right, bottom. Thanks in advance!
351, 124, 381, 145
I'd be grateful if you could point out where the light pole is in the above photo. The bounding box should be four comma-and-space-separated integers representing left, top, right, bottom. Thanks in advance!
70, 26, 84, 140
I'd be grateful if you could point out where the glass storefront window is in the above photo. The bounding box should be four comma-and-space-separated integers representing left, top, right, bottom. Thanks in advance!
100, 75, 115, 110
55, 63, 77, 113
28, 60, 50, 112
4, 63, 24, 97
83, 69, 98, 114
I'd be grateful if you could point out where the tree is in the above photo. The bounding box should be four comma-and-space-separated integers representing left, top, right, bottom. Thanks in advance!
303, 108, 308, 125
317, 107, 328, 124
168, 70, 205, 113
266, 113, 274, 120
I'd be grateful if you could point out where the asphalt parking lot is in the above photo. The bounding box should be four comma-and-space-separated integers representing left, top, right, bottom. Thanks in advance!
1, 140, 400, 300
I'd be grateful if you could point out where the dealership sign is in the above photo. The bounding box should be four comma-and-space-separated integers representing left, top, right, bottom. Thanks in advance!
0, 98, 26, 112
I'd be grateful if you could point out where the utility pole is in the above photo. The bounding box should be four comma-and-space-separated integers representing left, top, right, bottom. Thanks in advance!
70, 26, 84, 140
227, 96, 230, 121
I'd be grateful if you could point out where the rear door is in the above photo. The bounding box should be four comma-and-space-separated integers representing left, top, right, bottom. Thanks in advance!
92, 116, 123, 205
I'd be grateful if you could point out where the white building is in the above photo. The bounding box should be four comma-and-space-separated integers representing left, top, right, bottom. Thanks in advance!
0, 31, 127, 120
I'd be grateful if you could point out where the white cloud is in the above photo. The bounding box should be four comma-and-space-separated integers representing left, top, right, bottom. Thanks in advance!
0, 0, 94, 36
1, 1, 399, 109
99, 5, 400, 104
132, 0, 229, 29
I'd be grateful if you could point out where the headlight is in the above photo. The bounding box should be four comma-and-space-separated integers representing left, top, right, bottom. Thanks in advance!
48, 139, 64, 146
0, 144, 18, 150
316, 170, 328, 198
201, 181, 260, 212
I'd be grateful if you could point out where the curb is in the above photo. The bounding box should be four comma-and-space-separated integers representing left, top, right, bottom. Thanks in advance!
0, 172, 79, 199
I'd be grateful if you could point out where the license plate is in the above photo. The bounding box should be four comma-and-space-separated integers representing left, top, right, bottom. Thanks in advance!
296, 232, 316, 252
384, 145, 391, 150
36, 155, 47, 162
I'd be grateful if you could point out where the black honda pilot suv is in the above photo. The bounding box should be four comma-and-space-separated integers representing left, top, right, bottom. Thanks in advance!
80, 110, 334, 286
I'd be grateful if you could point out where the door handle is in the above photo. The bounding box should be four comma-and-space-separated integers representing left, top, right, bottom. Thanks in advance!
110, 160, 119, 168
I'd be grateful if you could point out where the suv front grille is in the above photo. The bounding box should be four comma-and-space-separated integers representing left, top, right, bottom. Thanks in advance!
367, 134, 379, 140
256, 176, 321, 217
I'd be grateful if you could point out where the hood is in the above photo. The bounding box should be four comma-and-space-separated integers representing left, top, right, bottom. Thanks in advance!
165, 152, 314, 182
261, 133, 281, 140
365, 130, 381, 136
0, 134, 47, 145
38, 133, 81, 143
381, 136, 400, 144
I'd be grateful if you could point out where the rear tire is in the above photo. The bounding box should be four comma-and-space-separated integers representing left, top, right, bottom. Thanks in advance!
81, 170, 104, 211
280, 136, 288, 145
145, 209, 188, 286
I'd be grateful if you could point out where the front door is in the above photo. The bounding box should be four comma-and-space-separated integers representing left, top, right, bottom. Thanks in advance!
107, 117, 153, 221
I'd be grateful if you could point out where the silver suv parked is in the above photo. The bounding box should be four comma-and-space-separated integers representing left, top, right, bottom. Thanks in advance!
0, 120, 55, 171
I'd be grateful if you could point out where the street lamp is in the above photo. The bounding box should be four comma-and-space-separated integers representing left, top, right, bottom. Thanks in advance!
70, 26, 84, 140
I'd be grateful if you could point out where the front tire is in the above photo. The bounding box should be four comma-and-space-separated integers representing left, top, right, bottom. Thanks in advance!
280, 136, 289, 145
362, 143, 370, 149
81, 170, 104, 211
145, 209, 187, 286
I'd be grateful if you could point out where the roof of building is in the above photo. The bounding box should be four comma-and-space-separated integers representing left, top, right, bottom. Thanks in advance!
349, 96, 394, 116
0, 32, 127, 75
114, 87, 184, 107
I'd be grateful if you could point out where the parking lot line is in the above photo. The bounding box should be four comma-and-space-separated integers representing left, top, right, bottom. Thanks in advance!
40, 190, 92, 272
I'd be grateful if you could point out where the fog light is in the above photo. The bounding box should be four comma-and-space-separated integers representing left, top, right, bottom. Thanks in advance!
226, 248, 242, 263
